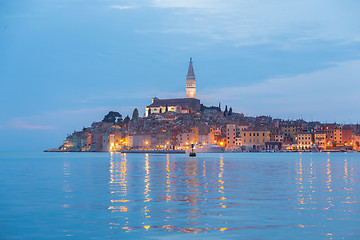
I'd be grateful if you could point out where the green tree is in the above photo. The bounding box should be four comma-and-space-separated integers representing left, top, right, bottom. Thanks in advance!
224, 105, 228, 117
102, 111, 122, 124
123, 115, 130, 124
148, 108, 151, 116
228, 107, 233, 116
132, 108, 139, 121
165, 104, 168, 112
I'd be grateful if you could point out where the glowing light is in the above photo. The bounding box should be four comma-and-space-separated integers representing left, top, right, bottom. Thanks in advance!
144, 225, 150, 230
219, 142, 224, 146
145, 141, 149, 145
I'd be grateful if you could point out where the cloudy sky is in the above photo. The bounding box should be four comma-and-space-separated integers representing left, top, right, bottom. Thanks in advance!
1, 0, 360, 151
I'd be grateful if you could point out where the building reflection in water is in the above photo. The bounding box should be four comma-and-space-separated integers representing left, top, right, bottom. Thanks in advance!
166, 154, 171, 202
184, 158, 201, 222
295, 154, 359, 238
218, 155, 228, 232
326, 158, 334, 209
108, 153, 131, 232
62, 160, 72, 210
143, 153, 151, 230
108, 153, 231, 233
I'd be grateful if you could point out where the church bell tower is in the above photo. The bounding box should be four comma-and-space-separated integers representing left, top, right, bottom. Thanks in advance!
186, 58, 196, 98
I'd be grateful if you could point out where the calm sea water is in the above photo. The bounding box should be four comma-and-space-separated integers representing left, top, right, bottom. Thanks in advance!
1, 152, 360, 239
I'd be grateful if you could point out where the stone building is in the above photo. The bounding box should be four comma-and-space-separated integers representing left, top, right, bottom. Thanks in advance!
145, 59, 201, 116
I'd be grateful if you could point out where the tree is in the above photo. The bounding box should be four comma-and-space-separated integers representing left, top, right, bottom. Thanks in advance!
102, 111, 122, 124
160, 108, 162, 114
123, 115, 130, 124
219, 102, 221, 111
224, 105, 228, 117
148, 108, 151, 116
165, 104, 168, 112
228, 107, 233, 116
132, 108, 139, 121
116, 117, 123, 125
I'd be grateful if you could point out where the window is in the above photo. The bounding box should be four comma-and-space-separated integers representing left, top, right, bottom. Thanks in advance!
257, 133, 259, 136
244, 133, 246, 136
249, 133, 252, 136
263, 133, 265, 136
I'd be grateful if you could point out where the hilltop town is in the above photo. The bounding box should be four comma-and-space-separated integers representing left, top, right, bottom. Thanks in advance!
54, 59, 360, 153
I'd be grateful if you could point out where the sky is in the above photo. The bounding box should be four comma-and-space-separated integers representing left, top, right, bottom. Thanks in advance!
1, 0, 360, 151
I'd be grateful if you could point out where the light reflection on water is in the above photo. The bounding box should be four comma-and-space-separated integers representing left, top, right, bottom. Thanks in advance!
105, 153, 360, 238
1, 152, 360, 239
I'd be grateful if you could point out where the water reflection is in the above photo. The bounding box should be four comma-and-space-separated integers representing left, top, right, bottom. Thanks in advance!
106, 153, 359, 237
294, 153, 360, 238
109, 153, 130, 231
62, 161, 71, 208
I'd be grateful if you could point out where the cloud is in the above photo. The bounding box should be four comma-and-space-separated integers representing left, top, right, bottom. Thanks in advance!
8, 119, 55, 130
199, 59, 360, 122
2, 107, 112, 132
110, 5, 134, 10
147, 0, 360, 46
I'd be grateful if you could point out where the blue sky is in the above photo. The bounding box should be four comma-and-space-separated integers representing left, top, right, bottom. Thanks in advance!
1, 0, 360, 151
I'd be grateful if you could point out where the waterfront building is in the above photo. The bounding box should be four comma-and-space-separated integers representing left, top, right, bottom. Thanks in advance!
176, 131, 197, 148
226, 123, 249, 150
296, 133, 313, 150
226, 124, 237, 150
241, 129, 270, 151
281, 125, 300, 141
342, 128, 353, 145
334, 128, 342, 144
321, 124, 338, 145
270, 133, 284, 142
126, 135, 151, 149
314, 132, 326, 150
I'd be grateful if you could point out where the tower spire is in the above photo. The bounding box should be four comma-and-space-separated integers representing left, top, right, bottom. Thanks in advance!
187, 58, 195, 78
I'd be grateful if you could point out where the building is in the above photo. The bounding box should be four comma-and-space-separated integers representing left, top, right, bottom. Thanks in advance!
242, 130, 270, 151
226, 124, 237, 150
146, 97, 201, 116
296, 133, 313, 150
314, 132, 326, 150
226, 123, 249, 150
186, 58, 196, 98
145, 59, 201, 116
281, 125, 300, 141
270, 133, 284, 142
334, 128, 342, 144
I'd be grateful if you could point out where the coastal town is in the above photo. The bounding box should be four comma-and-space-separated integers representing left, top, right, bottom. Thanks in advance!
53, 59, 360, 153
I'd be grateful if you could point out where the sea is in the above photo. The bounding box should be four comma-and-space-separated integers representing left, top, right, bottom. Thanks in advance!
1, 152, 359, 239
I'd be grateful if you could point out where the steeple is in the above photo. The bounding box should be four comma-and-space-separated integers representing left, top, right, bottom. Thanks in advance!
187, 58, 195, 78
186, 58, 196, 98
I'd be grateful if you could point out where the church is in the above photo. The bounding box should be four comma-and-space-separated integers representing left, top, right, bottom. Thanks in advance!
145, 58, 201, 116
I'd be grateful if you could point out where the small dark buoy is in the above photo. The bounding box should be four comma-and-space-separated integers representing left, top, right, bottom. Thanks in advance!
189, 144, 196, 157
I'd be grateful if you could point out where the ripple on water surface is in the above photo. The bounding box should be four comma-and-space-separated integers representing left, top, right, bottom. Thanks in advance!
0, 152, 360, 239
